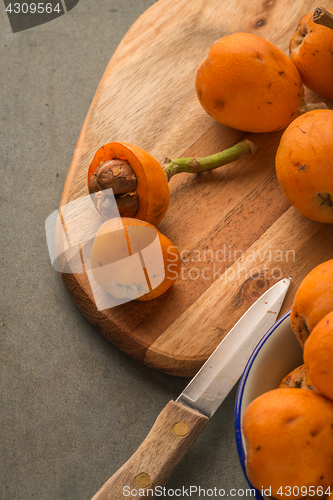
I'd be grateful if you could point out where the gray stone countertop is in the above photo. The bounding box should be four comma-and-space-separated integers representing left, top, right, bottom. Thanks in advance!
1, 1, 251, 499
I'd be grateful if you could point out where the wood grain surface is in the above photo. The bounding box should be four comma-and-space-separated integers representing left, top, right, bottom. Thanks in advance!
60, 0, 333, 377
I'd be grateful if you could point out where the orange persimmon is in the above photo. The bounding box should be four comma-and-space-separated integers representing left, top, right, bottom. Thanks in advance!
290, 8, 333, 101
88, 142, 170, 226
195, 32, 304, 133
275, 109, 333, 223
87, 140, 255, 225
290, 260, 333, 347
242, 388, 333, 499
90, 217, 182, 301
304, 311, 333, 401
279, 364, 316, 392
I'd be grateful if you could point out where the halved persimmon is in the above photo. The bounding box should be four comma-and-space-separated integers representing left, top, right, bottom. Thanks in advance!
90, 217, 182, 301
88, 142, 170, 226
87, 140, 255, 225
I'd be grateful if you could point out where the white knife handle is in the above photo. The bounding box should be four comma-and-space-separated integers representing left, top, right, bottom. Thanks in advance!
91, 400, 209, 500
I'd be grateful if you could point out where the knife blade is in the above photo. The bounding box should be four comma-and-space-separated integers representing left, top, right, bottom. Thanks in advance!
91, 277, 291, 500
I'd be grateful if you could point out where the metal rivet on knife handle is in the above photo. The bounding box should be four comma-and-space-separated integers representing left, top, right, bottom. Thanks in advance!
135, 473, 150, 488
173, 422, 189, 436
90, 400, 209, 500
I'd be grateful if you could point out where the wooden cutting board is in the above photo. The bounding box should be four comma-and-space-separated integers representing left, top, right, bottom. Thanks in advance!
60, 0, 333, 377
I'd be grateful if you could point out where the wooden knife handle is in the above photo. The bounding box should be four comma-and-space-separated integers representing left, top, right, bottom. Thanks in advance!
91, 400, 209, 500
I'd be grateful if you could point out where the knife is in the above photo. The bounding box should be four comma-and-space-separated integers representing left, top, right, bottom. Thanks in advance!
91, 277, 291, 500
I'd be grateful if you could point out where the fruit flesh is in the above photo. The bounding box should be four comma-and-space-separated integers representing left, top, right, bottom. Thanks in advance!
290, 10, 333, 101
90, 218, 181, 301
275, 110, 333, 224
195, 32, 304, 133
243, 388, 333, 499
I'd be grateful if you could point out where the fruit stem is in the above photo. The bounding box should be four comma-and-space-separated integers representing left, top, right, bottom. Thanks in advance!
313, 7, 333, 30
163, 140, 256, 182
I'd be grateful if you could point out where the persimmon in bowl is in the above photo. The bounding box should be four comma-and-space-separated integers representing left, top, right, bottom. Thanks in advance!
235, 310, 333, 499
235, 312, 303, 500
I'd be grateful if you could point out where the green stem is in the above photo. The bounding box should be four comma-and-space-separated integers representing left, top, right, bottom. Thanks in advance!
163, 140, 256, 182
313, 7, 333, 30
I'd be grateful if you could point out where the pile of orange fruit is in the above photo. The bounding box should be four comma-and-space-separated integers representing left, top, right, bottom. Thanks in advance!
242, 259, 333, 500
196, 7, 333, 225
89, 8, 333, 303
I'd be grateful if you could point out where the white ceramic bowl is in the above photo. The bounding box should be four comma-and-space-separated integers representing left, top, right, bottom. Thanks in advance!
234, 310, 304, 500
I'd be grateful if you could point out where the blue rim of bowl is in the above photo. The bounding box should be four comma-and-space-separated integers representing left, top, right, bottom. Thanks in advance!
234, 309, 292, 500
